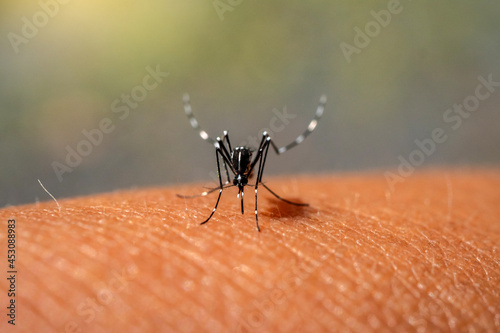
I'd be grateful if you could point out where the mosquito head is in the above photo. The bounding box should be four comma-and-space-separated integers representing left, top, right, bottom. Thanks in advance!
233, 174, 248, 189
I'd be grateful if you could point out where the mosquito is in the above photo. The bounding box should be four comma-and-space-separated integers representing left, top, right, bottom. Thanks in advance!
178, 94, 326, 231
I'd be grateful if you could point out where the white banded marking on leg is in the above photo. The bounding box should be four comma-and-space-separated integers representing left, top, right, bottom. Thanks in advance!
183, 93, 216, 144
200, 131, 209, 140
319, 94, 327, 104
295, 134, 305, 144
315, 106, 324, 118
183, 94, 193, 116
307, 119, 318, 132
189, 117, 198, 128
254, 189, 258, 215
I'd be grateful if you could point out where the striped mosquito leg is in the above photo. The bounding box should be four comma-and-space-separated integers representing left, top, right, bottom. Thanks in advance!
221, 160, 231, 185
216, 136, 235, 176
201, 148, 225, 225
220, 132, 232, 182
223, 130, 233, 151
183, 93, 215, 145
254, 187, 260, 232
271, 94, 327, 154
176, 186, 219, 199
253, 138, 270, 232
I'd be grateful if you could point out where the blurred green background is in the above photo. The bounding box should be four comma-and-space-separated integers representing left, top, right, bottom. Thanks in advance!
1, 1, 499, 206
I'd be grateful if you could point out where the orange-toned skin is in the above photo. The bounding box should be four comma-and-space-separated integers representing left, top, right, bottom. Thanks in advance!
1, 169, 499, 332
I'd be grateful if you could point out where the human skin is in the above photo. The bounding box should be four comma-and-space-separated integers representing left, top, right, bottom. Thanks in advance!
0, 169, 499, 332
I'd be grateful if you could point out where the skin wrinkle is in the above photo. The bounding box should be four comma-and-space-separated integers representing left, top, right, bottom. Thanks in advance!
323, 198, 495, 331
1, 170, 500, 332
131, 258, 171, 314
405, 233, 485, 325
17, 270, 56, 331
164, 228, 264, 325
284, 213, 404, 330
22, 218, 118, 320
77, 209, 168, 330
24, 251, 90, 313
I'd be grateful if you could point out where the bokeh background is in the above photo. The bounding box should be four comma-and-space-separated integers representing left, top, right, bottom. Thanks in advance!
1, 1, 499, 207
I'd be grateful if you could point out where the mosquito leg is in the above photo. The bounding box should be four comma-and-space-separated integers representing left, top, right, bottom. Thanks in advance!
183, 93, 216, 145
176, 184, 235, 199
200, 148, 225, 225
221, 131, 232, 183
223, 130, 233, 151
261, 183, 309, 206
261, 137, 309, 206
253, 137, 270, 232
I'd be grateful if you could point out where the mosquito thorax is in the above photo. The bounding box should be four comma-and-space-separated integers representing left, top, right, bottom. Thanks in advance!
231, 147, 253, 174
